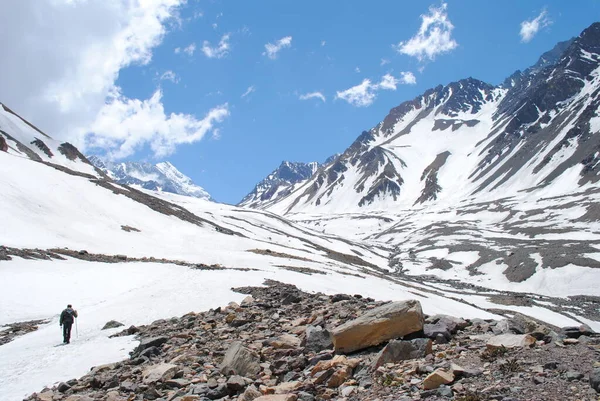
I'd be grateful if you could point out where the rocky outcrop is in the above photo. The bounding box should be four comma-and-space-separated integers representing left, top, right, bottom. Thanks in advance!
25, 281, 600, 401
331, 299, 424, 353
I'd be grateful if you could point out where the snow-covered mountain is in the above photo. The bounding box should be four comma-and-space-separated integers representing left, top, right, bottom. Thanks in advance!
252, 23, 600, 214
88, 156, 211, 200
0, 103, 104, 178
238, 161, 320, 208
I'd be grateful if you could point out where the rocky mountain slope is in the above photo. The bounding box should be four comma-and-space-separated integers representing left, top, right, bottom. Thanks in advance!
248, 23, 600, 214
0, 103, 104, 178
88, 156, 212, 200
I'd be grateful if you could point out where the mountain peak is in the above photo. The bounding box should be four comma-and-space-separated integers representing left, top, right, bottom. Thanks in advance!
89, 157, 211, 200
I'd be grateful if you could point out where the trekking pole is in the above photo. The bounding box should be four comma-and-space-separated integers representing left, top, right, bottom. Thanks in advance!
76, 318, 79, 338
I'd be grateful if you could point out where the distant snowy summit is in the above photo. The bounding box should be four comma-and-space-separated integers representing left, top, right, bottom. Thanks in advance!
238, 157, 337, 208
88, 156, 211, 200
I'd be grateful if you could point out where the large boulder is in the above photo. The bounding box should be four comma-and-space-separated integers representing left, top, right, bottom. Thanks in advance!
373, 338, 432, 368
220, 341, 261, 378
486, 334, 536, 350
331, 300, 424, 353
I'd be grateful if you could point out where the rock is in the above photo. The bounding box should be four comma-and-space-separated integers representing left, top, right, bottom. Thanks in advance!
269, 334, 301, 349
590, 368, 600, 393
181, 397, 201, 401
119, 380, 137, 392
450, 363, 482, 378
304, 325, 332, 352
132, 336, 168, 357
35, 392, 55, 401
220, 341, 261, 378
486, 334, 536, 350
435, 315, 469, 333
492, 319, 511, 334
563, 338, 579, 345
437, 384, 453, 398
240, 384, 262, 401
253, 395, 298, 401
331, 299, 424, 353
311, 355, 360, 376
206, 383, 228, 399
101, 320, 124, 330
226, 375, 247, 394
0, 135, 7, 152
565, 371, 584, 381
142, 363, 178, 384
331, 294, 352, 303
423, 369, 454, 390
424, 323, 451, 341
165, 378, 189, 388
57, 382, 71, 393
372, 338, 432, 368
269, 381, 302, 394
139, 345, 160, 358
297, 392, 315, 401
340, 386, 357, 397
326, 366, 353, 387
561, 324, 595, 339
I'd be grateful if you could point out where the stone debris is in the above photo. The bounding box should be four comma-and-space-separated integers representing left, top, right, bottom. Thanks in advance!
25, 281, 600, 401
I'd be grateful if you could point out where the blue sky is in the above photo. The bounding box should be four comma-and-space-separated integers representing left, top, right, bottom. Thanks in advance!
3, 1, 600, 204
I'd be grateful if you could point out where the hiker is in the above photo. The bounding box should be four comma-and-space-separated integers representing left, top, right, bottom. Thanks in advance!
59, 304, 78, 344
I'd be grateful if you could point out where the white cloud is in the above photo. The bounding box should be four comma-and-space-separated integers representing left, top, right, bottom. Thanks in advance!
355, 67, 361, 73
182, 43, 196, 56
335, 80, 376, 107
263, 36, 292, 59
520, 10, 552, 43
159, 70, 179, 83
202, 34, 230, 58
321, 40, 326, 47
380, 58, 390, 66
394, 2, 457, 61
241, 85, 256, 98
336, 72, 416, 107
377, 74, 398, 90
87, 88, 229, 159
399, 71, 417, 85
299, 92, 326, 102
0, 0, 231, 159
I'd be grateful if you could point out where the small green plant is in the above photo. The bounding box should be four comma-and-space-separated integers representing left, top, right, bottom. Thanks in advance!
500, 358, 521, 374
480, 345, 508, 361
379, 373, 403, 387
455, 391, 486, 401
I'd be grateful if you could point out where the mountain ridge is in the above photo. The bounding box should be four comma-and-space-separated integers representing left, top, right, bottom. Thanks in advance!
88, 156, 212, 200
241, 22, 600, 214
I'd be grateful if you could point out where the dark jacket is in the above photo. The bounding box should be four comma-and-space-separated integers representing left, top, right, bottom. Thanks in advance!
60, 307, 78, 326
